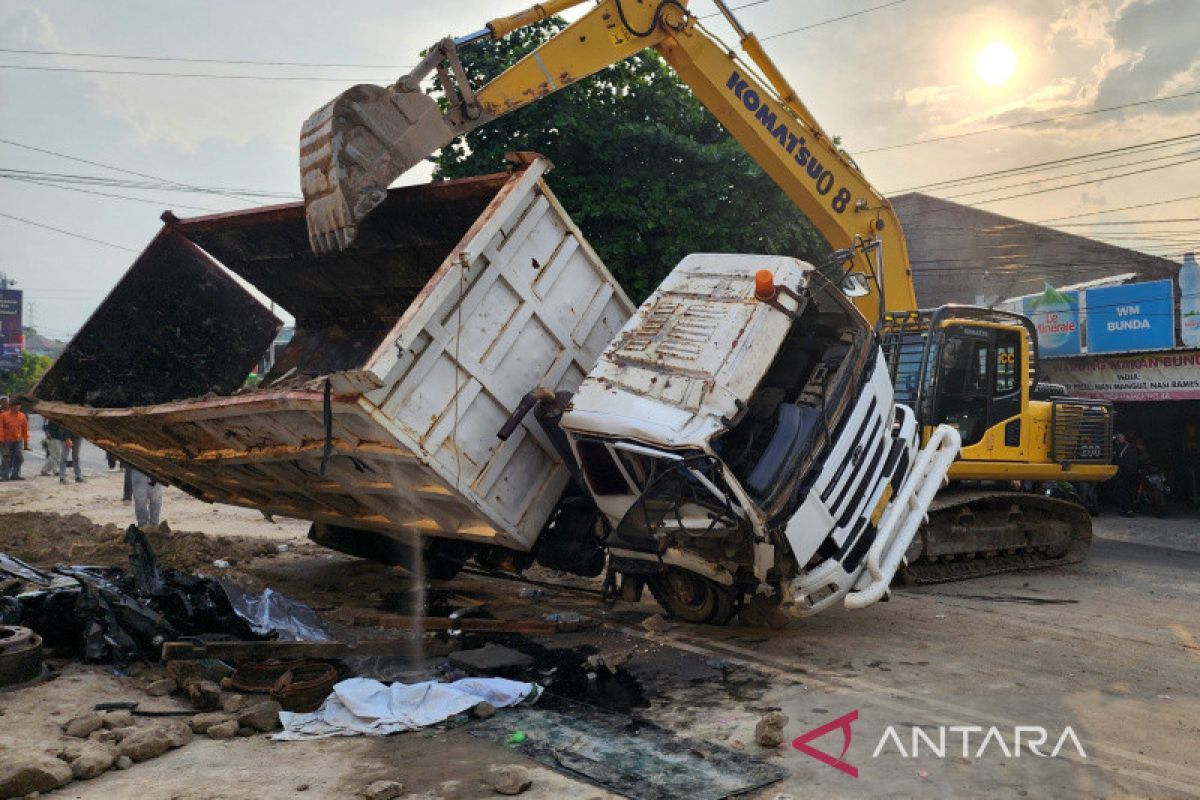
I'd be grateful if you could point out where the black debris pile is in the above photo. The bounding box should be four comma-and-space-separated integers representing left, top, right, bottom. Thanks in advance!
0, 527, 266, 666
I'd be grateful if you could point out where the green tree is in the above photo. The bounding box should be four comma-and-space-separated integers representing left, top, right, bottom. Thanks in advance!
0, 351, 53, 396
434, 20, 829, 302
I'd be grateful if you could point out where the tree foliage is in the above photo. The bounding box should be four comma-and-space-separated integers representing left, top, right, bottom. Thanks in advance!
0, 351, 52, 397
433, 20, 829, 303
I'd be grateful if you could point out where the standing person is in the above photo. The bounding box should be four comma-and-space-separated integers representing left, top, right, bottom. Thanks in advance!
0, 397, 29, 480
59, 428, 84, 484
0, 398, 10, 478
129, 467, 163, 528
1112, 433, 1139, 518
41, 418, 64, 477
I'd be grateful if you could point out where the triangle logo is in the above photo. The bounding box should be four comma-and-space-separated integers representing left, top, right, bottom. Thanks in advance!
791, 709, 859, 778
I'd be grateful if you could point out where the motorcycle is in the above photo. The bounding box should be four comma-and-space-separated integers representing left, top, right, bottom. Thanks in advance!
1135, 465, 1170, 518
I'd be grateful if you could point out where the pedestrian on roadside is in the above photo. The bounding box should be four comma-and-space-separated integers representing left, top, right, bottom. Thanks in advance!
0, 396, 30, 480
1111, 433, 1138, 517
129, 467, 163, 528
122, 463, 133, 503
59, 428, 84, 484
41, 418, 64, 477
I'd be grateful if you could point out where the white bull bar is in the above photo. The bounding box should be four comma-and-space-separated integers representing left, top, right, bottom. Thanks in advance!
843, 423, 961, 609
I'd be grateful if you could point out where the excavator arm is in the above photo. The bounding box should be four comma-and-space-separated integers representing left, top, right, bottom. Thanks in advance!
299, 0, 916, 321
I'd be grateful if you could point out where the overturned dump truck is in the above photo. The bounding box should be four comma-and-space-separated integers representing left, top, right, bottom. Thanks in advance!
35, 155, 959, 623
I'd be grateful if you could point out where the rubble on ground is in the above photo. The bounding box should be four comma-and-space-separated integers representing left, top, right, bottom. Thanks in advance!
360, 779, 405, 800
0, 753, 72, 797
483, 764, 532, 795
754, 711, 789, 748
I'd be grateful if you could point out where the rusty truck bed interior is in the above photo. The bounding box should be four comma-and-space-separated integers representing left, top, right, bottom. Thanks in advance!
35, 172, 511, 409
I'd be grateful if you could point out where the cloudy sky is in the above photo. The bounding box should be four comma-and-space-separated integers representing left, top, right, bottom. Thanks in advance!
1, 0, 1198, 338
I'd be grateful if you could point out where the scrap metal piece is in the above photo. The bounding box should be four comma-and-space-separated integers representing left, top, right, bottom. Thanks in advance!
469, 700, 787, 800
0, 553, 51, 586
270, 662, 340, 713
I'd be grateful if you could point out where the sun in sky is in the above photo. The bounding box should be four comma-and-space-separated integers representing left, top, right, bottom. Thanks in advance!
975, 41, 1017, 86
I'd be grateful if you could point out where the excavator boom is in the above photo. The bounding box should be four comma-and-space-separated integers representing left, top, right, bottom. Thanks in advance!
298, 0, 916, 321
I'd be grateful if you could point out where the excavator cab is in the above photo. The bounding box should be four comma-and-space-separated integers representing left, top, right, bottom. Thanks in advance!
884, 306, 1115, 477
882, 307, 1115, 583
923, 313, 1030, 452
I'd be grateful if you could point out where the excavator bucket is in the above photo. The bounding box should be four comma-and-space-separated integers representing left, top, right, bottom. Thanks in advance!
299, 83, 459, 254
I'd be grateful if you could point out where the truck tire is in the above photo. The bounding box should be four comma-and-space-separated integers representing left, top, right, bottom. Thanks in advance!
646, 568, 737, 625
0, 625, 44, 687
308, 523, 474, 581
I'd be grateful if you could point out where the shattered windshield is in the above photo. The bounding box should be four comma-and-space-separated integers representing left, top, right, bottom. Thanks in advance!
613, 453, 748, 547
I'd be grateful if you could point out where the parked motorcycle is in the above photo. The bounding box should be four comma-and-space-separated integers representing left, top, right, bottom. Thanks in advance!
1135, 465, 1170, 518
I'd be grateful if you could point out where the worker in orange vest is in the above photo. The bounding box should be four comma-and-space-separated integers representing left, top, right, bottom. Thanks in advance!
0, 396, 31, 480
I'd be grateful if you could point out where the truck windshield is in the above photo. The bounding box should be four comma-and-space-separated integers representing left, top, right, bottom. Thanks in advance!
717, 273, 866, 508
613, 453, 748, 547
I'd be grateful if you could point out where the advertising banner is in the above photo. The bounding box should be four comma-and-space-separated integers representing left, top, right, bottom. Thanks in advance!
1023, 285, 1081, 357
1083, 280, 1175, 354
1041, 349, 1200, 401
0, 288, 22, 371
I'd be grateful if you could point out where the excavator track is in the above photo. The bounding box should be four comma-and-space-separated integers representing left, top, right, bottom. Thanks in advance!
900, 490, 1092, 585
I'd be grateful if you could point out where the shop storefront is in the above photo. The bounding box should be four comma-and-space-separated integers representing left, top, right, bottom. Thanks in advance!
1012, 275, 1200, 508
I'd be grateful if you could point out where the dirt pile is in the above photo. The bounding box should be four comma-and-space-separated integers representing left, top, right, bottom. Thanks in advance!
0, 512, 279, 572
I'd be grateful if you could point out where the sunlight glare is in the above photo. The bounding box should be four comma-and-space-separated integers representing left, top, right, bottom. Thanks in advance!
975, 41, 1017, 86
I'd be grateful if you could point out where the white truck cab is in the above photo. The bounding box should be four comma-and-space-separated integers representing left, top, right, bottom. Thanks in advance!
558, 254, 960, 622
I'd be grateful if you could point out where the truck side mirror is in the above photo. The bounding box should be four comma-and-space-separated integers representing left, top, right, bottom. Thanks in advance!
841, 273, 871, 298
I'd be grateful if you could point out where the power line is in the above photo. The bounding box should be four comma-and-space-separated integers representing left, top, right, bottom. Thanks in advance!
1053, 217, 1200, 227
949, 152, 1200, 206
889, 132, 1200, 194
941, 147, 1200, 201
1037, 193, 1200, 223
0, 46, 412, 71
698, 0, 775, 20
0, 167, 297, 199
0, 63, 384, 82
761, 0, 912, 40
1, 174, 224, 213
854, 88, 1200, 155
894, 153, 1200, 221
0, 211, 137, 252
0, 138, 278, 204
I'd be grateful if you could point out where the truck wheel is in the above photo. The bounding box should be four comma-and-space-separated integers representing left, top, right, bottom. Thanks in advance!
647, 568, 737, 625
0, 625, 44, 687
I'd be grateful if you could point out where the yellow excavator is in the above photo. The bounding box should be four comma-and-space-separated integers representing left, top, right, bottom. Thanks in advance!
298, 0, 1115, 583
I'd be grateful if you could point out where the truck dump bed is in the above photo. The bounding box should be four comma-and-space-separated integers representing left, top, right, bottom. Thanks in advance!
34, 155, 633, 551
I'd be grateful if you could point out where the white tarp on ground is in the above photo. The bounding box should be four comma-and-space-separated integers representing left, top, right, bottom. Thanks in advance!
274, 676, 542, 740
